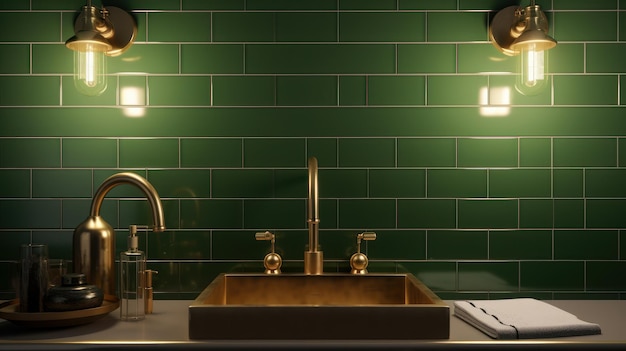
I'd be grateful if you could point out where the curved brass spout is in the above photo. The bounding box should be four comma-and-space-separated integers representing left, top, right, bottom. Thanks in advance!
73, 172, 165, 296
304, 157, 323, 274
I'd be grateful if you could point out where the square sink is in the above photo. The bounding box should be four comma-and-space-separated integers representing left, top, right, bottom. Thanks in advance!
188, 273, 449, 340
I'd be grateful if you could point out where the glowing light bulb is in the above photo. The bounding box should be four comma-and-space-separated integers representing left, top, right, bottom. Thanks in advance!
516, 43, 547, 95
73, 41, 108, 96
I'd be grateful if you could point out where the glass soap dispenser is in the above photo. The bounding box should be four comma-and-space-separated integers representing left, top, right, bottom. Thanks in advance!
120, 224, 146, 321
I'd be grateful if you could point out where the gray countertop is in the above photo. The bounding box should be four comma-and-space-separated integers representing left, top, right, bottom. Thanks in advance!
0, 300, 625, 350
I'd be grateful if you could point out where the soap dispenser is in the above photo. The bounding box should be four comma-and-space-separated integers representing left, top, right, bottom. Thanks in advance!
120, 225, 146, 321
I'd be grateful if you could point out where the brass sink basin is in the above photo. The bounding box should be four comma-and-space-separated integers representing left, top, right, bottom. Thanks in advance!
188, 273, 449, 340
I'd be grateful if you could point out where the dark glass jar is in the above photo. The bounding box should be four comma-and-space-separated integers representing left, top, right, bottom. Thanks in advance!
44, 273, 104, 312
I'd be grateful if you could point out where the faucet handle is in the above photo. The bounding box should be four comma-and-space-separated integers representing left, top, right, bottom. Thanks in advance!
255, 231, 282, 274
350, 232, 377, 274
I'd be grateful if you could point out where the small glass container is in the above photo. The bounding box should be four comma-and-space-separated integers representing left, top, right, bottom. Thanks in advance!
19, 244, 49, 312
120, 225, 146, 321
44, 273, 104, 312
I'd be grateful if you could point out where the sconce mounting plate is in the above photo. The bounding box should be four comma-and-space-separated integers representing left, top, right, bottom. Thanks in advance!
73, 6, 137, 57
489, 5, 520, 56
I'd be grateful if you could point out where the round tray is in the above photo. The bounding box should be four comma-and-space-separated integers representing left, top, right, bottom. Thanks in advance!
0, 295, 119, 328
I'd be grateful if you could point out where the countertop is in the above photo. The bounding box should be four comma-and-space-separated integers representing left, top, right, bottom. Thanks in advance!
0, 300, 625, 350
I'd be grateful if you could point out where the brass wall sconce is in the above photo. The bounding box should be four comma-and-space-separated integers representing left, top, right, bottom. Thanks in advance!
489, 0, 557, 95
65, 1, 137, 96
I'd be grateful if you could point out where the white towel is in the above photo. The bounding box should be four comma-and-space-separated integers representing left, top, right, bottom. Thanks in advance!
454, 298, 601, 339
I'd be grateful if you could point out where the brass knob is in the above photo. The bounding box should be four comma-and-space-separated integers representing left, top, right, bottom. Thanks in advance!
255, 231, 282, 274
350, 232, 376, 274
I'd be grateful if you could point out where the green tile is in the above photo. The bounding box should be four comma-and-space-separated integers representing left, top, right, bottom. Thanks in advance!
119, 139, 179, 168
62, 138, 117, 168
366, 230, 426, 260
0, 12, 60, 42
587, 199, 626, 228
182, 45, 243, 74
340, 12, 424, 42
213, 12, 274, 42
399, 0, 456, 10
106, 0, 180, 10
180, 138, 242, 168
369, 169, 425, 198
0, 170, 30, 198
277, 12, 337, 42
555, 76, 618, 105
620, 138, 626, 166
553, 138, 617, 167
428, 76, 488, 106
180, 199, 243, 229
212, 76, 275, 106
0, 200, 62, 229
427, 12, 487, 42
212, 169, 273, 198
490, 169, 551, 197
555, 230, 618, 260
397, 138, 456, 167
183, 0, 245, 10
0, 45, 30, 74
586, 169, 626, 197
428, 169, 486, 198
338, 138, 395, 167
319, 199, 338, 229
427, 230, 488, 259
397, 199, 456, 229
246, 44, 396, 74
148, 170, 211, 198
212, 230, 273, 260
549, 44, 584, 74
458, 138, 518, 168
119, 76, 147, 112
401, 262, 457, 291
244, 138, 305, 167
339, 0, 396, 10
587, 262, 626, 291
554, 12, 617, 41
149, 76, 211, 106
248, 0, 336, 10
63, 199, 93, 229
277, 76, 337, 106
490, 230, 552, 260
148, 230, 210, 259
274, 169, 306, 198
32, 230, 73, 260
369, 76, 425, 106
586, 43, 626, 73
554, 199, 584, 228
307, 139, 337, 167
458, 199, 517, 229
119, 199, 179, 231
32, 169, 92, 198
0, 138, 60, 168
338, 199, 396, 229
521, 261, 584, 291
0, 77, 59, 106
519, 199, 553, 228
520, 138, 551, 167
61, 76, 117, 106
398, 44, 456, 74
0, 231, 30, 261
108, 44, 179, 74
458, 44, 515, 74
553, 0, 617, 9
339, 76, 366, 106
553, 169, 583, 197
622, 12, 626, 40
0, 0, 29, 9
458, 262, 519, 291
244, 199, 306, 229
32, 44, 74, 75
319, 169, 367, 198
148, 12, 211, 42
487, 75, 552, 106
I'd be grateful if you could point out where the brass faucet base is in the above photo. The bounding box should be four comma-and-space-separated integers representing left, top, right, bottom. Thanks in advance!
303, 251, 323, 275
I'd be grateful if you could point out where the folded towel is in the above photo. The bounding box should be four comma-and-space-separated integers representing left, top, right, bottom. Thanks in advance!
454, 298, 601, 339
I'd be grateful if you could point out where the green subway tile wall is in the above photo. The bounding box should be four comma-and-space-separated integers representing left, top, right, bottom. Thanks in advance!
1, 0, 625, 300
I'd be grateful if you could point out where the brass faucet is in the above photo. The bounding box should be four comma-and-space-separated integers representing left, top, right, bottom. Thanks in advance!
73, 172, 165, 296
304, 157, 323, 275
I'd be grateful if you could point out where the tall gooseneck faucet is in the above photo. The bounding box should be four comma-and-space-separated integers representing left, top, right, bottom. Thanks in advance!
304, 157, 323, 274
73, 172, 165, 296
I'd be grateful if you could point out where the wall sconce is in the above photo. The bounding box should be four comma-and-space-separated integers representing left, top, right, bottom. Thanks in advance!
489, 0, 557, 95
65, 1, 137, 96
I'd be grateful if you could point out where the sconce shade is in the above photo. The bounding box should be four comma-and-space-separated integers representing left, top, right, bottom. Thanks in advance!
510, 28, 557, 53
